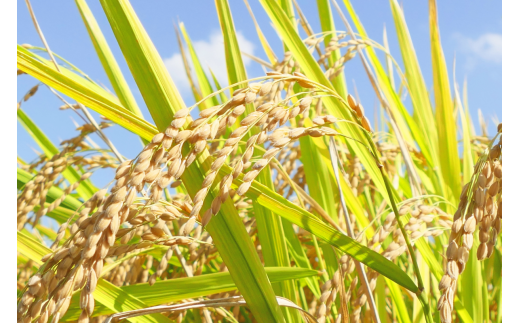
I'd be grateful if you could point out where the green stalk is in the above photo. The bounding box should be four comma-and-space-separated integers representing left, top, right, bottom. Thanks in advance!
365, 136, 433, 323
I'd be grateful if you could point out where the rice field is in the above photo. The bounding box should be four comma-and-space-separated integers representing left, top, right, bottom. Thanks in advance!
17, 0, 502, 322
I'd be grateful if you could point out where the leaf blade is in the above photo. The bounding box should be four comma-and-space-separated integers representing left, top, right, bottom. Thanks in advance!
429, 0, 461, 203
75, 0, 144, 119
63, 267, 317, 320
17, 46, 159, 140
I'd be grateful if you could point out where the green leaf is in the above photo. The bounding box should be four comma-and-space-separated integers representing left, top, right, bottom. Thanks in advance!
376, 276, 390, 323
17, 230, 51, 267
173, 25, 204, 105
100, 246, 174, 278
238, 173, 418, 293
299, 117, 373, 236
63, 267, 317, 320
389, 0, 438, 166
316, 0, 348, 99
454, 298, 474, 323
75, 0, 144, 120
208, 68, 228, 103
279, 0, 297, 29
415, 239, 444, 280
202, 181, 286, 322
284, 226, 321, 297
179, 23, 219, 109
99, 0, 185, 132
253, 170, 299, 321
429, 0, 461, 204
37, 205, 77, 224
215, 2, 298, 321
17, 46, 159, 141
460, 234, 483, 322
341, 0, 427, 154
495, 276, 502, 323
214, 0, 248, 92
92, 279, 174, 323
385, 277, 412, 323
243, 0, 278, 66
454, 78, 474, 184
299, 123, 339, 223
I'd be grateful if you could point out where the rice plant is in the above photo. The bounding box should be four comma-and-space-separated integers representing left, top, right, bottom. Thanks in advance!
17, 0, 502, 322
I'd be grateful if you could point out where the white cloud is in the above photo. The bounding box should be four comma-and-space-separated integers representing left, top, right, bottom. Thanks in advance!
164, 30, 255, 94
455, 32, 502, 64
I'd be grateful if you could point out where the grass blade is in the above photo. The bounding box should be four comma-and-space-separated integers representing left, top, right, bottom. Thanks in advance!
243, 0, 278, 66
214, 0, 248, 92
173, 24, 204, 104
17, 46, 159, 140
239, 173, 418, 292
179, 23, 220, 109
92, 280, 174, 323
17, 230, 51, 267
99, 0, 185, 130
208, 68, 228, 103
460, 238, 483, 322
341, 0, 427, 155
385, 277, 412, 323
316, 0, 348, 99
300, 118, 373, 236
74, 0, 144, 119
429, 0, 461, 204
389, 0, 438, 163
454, 76, 474, 184
298, 122, 340, 281
63, 267, 316, 320
215, 2, 296, 320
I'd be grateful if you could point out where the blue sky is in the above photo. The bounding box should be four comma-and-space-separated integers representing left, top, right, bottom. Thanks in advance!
17, 0, 502, 185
